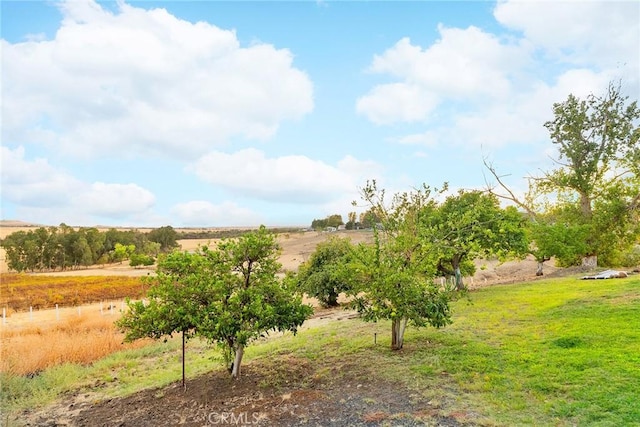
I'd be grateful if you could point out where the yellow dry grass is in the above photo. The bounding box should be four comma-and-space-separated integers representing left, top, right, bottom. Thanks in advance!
1, 313, 149, 376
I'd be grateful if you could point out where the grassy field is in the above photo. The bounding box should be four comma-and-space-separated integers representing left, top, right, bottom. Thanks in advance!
1, 314, 151, 376
0, 274, 149, 311
2, 274, 639, 426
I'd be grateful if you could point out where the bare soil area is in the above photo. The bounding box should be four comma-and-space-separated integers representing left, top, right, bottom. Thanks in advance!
17, 308, 469, 427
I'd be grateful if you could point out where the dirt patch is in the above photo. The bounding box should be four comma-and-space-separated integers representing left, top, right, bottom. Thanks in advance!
18, 357, 469, 427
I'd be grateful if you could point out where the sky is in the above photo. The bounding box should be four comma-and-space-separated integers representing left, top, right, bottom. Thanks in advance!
1, 0, 639, 228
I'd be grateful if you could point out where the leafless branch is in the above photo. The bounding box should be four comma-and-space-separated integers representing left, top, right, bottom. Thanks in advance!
482, 158, 537, 220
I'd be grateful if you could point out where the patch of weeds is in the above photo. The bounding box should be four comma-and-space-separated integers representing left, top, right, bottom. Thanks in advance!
551, 336, 584, 349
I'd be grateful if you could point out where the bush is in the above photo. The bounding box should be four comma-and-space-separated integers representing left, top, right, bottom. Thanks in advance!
618, 245, 640, 268
296, 237, 353, 307
129, 253, 155, 267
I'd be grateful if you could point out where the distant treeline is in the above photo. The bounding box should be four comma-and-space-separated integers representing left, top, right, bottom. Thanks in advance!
0, 225, 309, 273
177, 227, 304, 240
0, 224, 179, 273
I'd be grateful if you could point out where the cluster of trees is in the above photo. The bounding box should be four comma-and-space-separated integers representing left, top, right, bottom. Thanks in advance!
110, 83, 640, 383
344, 209, 381, 230
310, 214, 344, 230
1, 225, 180, 272
486, 82, 640, 272
177, 227, 301, 240
311, 210, 382, 231
296, 182, 528, 348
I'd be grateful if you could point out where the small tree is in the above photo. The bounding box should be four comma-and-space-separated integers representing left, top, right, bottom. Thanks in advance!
345, 181, 458, 350
129, 252, 155, 267
119, 226, 313, 380
423, 190, 529, 290
296, 236, 354, 307
117, 250, 212, 388
112, 243, 135, 263
200, 226, 313, 377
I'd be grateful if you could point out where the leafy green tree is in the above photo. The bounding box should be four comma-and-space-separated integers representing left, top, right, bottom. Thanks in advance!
296, 236, 354, 307
359, 208, 381, 229
129, 253, 155, 267
423, 190, 529, 290
119, 226, 312, 379
200, 226, 312, 377
117, 251, 212, 388
346, 211, 358, 230
527, 207, 590, 274
539, 82, 639, 267
326, 214, 344, 228
1, 231, 29, 272
80, 227, 106, 263
486, 82, 639, 269
311, 214, 344, 230
346, 181, 458, 350
113, 243, 135, 263
148, 226, 180, 252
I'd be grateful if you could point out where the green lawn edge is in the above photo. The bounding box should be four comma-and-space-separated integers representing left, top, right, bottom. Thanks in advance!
3, 275, 639, 426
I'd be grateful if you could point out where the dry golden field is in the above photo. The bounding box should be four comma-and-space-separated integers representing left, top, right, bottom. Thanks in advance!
1, 305, 150, 376
0, 226, 374, 375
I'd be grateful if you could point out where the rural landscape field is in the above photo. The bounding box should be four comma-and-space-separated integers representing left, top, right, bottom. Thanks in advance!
1, 221, 639, 427
2, 1, 638, 426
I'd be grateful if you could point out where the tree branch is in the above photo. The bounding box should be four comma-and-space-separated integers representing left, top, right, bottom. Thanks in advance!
483, 158, 537, 219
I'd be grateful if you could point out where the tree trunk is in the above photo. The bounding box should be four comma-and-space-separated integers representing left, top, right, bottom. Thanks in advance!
182, 330, 186, 390
452, 254, 464, 290
536, 261, 544, 276
454, 265, 463, 290
231, 345, 244, 378
582, 255, 598, 269
391, 317, 408, 350
579, 193, 593, 218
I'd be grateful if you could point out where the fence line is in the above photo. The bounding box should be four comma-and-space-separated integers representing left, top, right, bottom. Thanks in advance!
0, 299, 141, 328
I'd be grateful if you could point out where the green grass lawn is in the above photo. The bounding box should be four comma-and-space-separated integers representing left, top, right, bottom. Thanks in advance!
413, 274, 640, 426
3, 274, 639, 426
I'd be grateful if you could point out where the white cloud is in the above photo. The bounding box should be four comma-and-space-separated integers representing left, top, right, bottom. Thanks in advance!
494, 0, 639, 69
1, 146, 156, 223
0, 146, 82, 207
171, 200, 262, 227
188, 149, 381, 204
356, 82, 439, 125
75, 183, 155, 217
2, 0, 313, 160
356, 28, 528, 124
359, 3, 636, 149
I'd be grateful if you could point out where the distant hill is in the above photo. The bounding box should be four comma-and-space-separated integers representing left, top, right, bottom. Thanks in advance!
0, 220, 44, 227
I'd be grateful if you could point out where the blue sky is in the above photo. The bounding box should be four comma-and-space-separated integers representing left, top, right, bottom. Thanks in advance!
1, 0, 638, 228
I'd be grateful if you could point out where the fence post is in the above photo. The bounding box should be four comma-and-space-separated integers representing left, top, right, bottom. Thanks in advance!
30, 306, 33, 322
56, 304, 59, 321
2, 307, 6, 325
